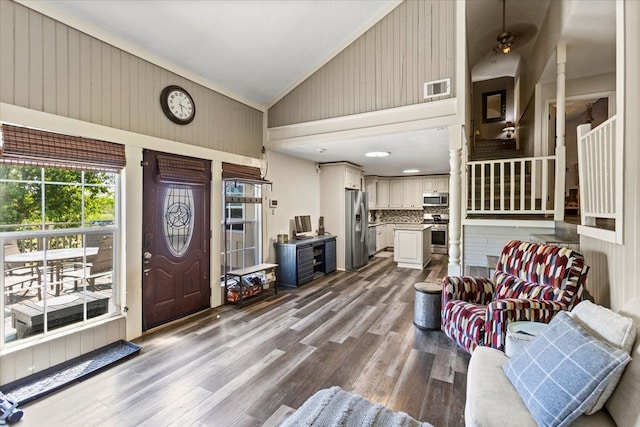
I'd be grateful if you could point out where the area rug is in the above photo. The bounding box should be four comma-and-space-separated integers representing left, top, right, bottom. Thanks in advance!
0, 340, 140, 406
279, 386, 433, 427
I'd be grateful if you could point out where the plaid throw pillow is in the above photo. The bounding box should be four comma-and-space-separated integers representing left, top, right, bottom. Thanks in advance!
503, 311, 631, 427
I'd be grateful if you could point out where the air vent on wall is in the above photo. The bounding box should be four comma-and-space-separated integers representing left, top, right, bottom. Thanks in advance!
424, 78, 451, 99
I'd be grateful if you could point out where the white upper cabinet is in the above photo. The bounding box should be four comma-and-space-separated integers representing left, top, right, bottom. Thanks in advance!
389, 178, 422, 209
402, 178, 423, 208
365, 178, 377, 208
423, 175, 449, 193
320, 162, 362, 191
389, 180, 404, 208
345, 165, 363, 190
377, 179, 390, 208
435, 176, 449, 192
368, 175, 448, 210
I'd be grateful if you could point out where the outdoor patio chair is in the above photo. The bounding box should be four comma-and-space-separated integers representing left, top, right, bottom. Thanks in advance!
3, 243, 38, 302
63, 236, 113, 292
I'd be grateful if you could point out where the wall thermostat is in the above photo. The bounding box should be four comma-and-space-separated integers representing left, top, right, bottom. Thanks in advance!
269, 199, 278, 208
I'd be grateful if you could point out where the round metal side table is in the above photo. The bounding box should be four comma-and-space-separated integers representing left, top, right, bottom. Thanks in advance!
414, 282, 442, 330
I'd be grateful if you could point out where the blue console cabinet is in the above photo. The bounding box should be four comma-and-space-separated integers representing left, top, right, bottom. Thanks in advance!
275, 235, 336, 288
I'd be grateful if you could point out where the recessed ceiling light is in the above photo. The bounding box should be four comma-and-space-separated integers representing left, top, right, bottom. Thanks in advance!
317, 148, 326, 153
365, 151, 390, 158
403, 169, 420, 174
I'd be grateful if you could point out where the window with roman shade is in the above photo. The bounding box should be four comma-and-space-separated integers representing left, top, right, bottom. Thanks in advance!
157, 154, 209, 183
0, 124, 123, 347
0, 124, 126, 172
221, 162, 263, 181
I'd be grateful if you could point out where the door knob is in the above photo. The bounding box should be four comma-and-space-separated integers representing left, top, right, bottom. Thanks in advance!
143, 251, 152, 259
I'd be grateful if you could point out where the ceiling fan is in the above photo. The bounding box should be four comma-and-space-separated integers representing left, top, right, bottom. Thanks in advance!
492, 0, 536, 55
494, 0, 514, 54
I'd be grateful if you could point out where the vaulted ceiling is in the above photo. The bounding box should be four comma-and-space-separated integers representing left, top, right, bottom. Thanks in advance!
29, 0, 616, 176
38, 0, 399, 108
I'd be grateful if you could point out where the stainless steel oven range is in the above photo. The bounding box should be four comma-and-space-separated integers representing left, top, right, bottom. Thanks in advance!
423, 213, 448, 254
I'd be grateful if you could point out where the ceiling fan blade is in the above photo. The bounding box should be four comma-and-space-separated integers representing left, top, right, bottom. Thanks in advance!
504, 23, 538, 48
488, 23, 537, 55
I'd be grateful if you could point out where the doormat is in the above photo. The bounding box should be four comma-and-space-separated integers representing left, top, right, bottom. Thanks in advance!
0, 340, 140, 406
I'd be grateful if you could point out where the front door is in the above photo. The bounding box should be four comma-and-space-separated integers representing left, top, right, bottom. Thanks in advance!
142, 150, 211, 330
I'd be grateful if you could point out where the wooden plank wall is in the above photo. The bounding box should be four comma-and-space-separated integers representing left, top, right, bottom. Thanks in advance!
267, 0, 456, 128
0, 316, 125, 384
0, 1, 263, 159
579, 1, 640, 312
462, 225, 555, 269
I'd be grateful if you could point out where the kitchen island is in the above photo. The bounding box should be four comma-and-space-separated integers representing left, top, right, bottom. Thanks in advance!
393, 224, 432, 269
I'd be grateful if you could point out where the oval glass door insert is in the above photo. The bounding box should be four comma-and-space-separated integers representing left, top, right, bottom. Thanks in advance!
163, 186, 194, 257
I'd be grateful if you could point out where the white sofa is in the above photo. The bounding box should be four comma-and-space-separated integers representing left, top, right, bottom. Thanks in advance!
465, 298, 640, 427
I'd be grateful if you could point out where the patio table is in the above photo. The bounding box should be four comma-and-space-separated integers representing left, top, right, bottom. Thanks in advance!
5, 248, 99, 297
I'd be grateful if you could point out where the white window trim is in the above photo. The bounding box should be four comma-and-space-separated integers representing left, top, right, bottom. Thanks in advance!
0, 169, 121, 349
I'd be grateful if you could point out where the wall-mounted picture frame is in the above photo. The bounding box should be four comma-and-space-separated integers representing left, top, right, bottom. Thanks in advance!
482, 89, 506, 123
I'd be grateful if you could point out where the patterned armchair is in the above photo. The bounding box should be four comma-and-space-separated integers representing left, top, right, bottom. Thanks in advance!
441, 240, 590, 353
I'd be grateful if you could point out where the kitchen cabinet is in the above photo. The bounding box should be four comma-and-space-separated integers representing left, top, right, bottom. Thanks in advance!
320, 162, 362, 191
374, 224, 393, 252
423, 176, 449, 193
377, 179, 390, 208
386, 178, 422, 209
393, 225, 432, 269
389, 180, 404, 208
275, 236, 336, 288
402, 178, 423, 208
319, 162, 362, 271
345, 165, 362, 190
365, 178, 377, 208
435, 177, 449, 192
374, 225, 386, 251
370, 175, 448, 210
375, 226, 384, 251
384, 224, 394, 249
384, 225, 393, 248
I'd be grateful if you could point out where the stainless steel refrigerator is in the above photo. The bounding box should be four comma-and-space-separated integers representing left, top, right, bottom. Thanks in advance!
345, 190, 369, 270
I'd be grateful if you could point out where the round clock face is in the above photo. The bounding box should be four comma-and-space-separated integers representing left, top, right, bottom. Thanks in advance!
160, 85, 196, 124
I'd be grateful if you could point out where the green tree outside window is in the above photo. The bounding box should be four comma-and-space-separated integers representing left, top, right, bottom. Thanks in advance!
0, 165, 115, 232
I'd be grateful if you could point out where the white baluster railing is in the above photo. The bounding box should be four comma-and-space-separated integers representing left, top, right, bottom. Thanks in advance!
467, 156, 556, 215
577, 116, 622, 244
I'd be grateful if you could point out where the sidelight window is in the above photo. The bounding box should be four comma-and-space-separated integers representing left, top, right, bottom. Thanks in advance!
222, 182, 261, 272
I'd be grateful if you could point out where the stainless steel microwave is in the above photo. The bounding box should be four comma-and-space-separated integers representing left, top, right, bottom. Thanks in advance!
423, 192, 449, 207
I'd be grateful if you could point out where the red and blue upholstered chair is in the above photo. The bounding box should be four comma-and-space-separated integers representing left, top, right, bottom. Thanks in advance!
441, 240, 590, 353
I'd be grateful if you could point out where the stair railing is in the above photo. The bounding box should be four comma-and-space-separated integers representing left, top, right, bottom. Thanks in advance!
577, 116, 622, 243
467, 156, 556, 215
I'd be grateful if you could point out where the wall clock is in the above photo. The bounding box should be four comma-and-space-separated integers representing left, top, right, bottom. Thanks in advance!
160, 85, 196, 125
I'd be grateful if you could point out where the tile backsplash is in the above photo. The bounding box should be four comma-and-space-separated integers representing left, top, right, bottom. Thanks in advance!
370, 207, 450, 224
423, 207, 449, 215
371, 210, 422, 223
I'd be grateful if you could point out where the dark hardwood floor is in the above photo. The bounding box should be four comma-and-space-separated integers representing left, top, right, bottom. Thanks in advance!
18, 253, 470, 426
